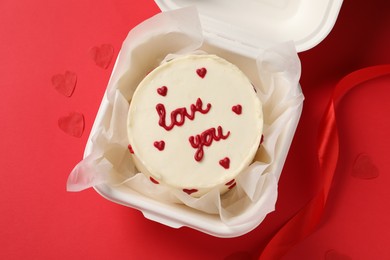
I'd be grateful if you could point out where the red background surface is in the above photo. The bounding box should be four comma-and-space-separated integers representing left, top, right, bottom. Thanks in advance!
1, 0, 389, 259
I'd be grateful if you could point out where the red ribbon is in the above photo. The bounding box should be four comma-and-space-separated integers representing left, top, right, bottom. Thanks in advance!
259, 65, 390, 259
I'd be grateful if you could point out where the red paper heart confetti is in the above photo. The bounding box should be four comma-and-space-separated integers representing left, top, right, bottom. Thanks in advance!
89, 44, 114, 69
157, 86, 168, 96
153, 140, 165, 151
196, 67, 207, 78
51, 71, 77, 97
325, 249, 352, 260
219, 157, 230, 169
149, 177, 159, 184
351, 153, 379, 179
58, 112, 85, 138
232, 104, 242, 115
183, 188, 198, 195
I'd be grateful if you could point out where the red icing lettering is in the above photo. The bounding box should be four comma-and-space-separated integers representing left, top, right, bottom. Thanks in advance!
154, 140, 165, 151
156, 98, 211, 131
189, 126, 230, 162
196, 67, 207, 78
219, 157, 230, 169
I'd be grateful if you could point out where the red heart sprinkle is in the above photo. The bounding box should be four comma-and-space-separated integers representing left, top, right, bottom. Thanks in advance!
352, 153, 379, 179
183, 188, 198, 195
128, 144, 134, 154
154, 140, 165, 151
58, 112, 85, 138
196, 67, 207, 78
52, 71, 77, 97
219, 157, 230, 169
89, 44, 114, 69
260, 134, 264, 144
149, 177, 159, 184
232, 104, 242, 115
157, 86, 167, 96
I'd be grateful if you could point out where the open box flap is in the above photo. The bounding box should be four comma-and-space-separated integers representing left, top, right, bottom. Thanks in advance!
155, 0, 343, 53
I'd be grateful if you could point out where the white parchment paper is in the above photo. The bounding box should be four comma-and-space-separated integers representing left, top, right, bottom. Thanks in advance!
67, 7, 304, 226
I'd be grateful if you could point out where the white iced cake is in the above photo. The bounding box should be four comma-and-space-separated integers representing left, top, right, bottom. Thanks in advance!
127, 54, 263, 197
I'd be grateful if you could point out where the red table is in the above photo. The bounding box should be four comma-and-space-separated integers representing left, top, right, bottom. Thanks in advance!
1, 0, 390, 259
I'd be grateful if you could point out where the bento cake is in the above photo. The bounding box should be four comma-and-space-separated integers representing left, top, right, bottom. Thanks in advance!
127, 54, 263, 197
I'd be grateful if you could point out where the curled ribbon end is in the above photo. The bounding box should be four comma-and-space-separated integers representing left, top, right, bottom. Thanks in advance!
260, 65, 390, 259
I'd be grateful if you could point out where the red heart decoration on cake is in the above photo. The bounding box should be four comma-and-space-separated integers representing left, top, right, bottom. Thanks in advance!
128, 144, 134, 154
157, 86, 167, 96
153, 140, 165, 151
351, 153, 379, 179
219, 157, 230, 169
183, 188, 198, 195
89, 44, 114, 69
196, 67, 207, 78
51, 71, 77, 97
232, 104, 242, 115
58, 112, 85, 138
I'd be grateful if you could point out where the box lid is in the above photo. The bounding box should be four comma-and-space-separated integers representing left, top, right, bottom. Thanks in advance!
154, 0, 343, 53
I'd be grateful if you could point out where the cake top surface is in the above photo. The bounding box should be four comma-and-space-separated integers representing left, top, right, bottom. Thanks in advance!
127, 54, 263, 190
